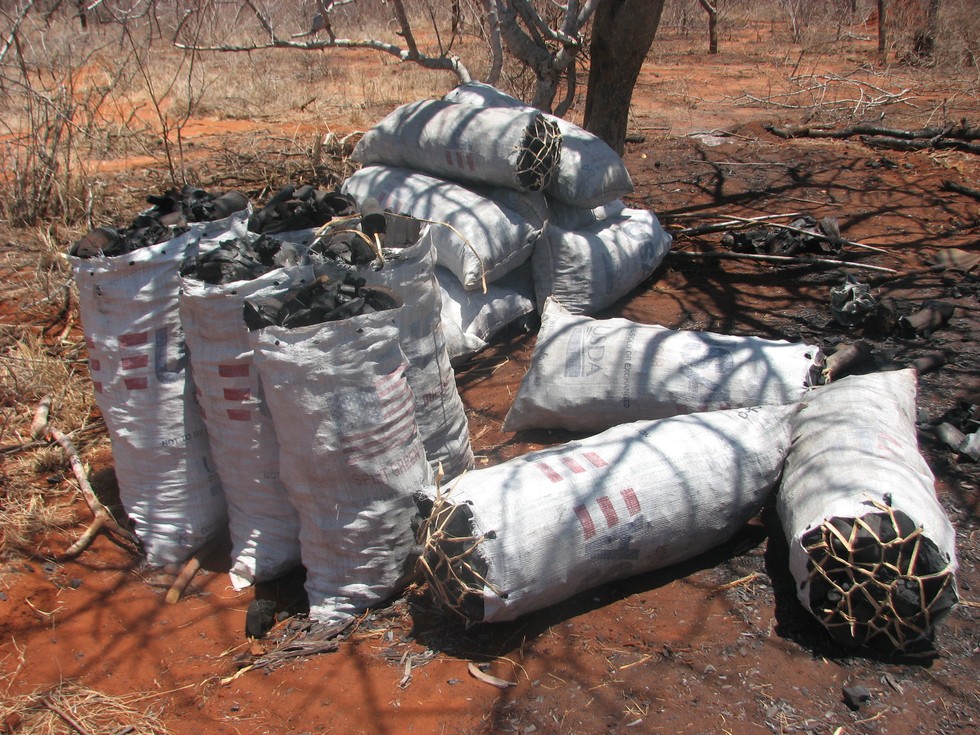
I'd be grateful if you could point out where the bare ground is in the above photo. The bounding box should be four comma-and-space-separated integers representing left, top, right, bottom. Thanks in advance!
1, 28, 978, 735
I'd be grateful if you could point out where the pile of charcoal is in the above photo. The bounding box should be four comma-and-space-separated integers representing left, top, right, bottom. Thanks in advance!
70, 184, 247, 259
180, 235, 304, 285
247, 185, 356, 235
723, 215, 843, 256
309, 198, 422, 267
243, 274, 401, 330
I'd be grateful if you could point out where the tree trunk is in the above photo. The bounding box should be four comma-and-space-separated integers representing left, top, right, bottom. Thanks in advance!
583, 0, 667, 155
698, 0, 718, 54
877, 0, 887, 59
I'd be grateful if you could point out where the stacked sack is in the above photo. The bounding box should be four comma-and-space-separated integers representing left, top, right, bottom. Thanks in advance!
343, 83, 673, 366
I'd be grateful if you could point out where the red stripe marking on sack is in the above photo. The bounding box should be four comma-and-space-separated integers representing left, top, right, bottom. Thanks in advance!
199, 404, 207, 420
561, 456, 586, 474
597, 496, 619, 529
90, 359, 101, 372
121, 355, 148, 370
124, 377, 148, 390
574, 505, 597, 540
621, 487, 641, 516
445, 150, 454, 167
535, 461, 563, 483
467, 152, 476, 171
374, 364, 407, 398
455, 151, 465, 170
218, 364, 250, 378
227, 408, 251, 421
342, 414, 419, 458
119, 331, 149, 347
93, 381, 102, 393
583, 451, 607, 468
85, 337, 95, 349
343, 403, 417, 445
223, 387, 250, 401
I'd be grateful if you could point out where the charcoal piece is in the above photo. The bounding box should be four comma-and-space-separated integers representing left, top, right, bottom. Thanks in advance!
69, 227, 120, 258
830, 275, 877, 326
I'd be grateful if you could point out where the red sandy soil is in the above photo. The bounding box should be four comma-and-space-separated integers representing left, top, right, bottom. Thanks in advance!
2, 27, 978, 735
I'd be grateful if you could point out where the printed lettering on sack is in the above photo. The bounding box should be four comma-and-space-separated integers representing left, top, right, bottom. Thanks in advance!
564, 325, 612, 378
621, 326, 638, 408
160, 427, 207, 448
622, 219, 663, 272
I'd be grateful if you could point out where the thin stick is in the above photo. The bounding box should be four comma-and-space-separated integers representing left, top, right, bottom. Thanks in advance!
668, 250, 897, 274
40, 695, 93, 735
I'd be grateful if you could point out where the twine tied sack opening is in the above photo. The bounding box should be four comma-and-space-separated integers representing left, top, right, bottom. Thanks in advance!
504, 297, 823, 433
247, 287, 434, 625
70, 230, 227, 566
777, 369, 958, 652
417, 404, 797, 624
310, 211, 473, 480
353, 98, 562, 193
179, 264, 309, 589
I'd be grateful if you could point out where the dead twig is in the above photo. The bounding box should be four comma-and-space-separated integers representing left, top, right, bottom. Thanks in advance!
713, 215, 888, 254
668, 250, 897, 274
30, 395, 138, 560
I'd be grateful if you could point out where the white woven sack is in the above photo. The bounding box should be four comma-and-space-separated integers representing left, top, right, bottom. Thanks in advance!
777, 370, 958, 646
70, 231, 227, 566
421, 404, 797, 623
437, 263, 537, 365
504, 298, 821, 433
179, 266, 309, 589
311, 225, 473, 480
342, 165, 543, 290
531, 208, 672, 315
249, 308, 435, 625
444, 81, 634, 208
353, 98, 560, 192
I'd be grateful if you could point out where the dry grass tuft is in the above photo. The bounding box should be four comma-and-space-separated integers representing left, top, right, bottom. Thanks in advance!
0, 682, 172, 735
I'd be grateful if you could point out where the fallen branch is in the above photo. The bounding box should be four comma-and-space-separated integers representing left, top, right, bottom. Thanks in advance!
668, 250, 897, 274
765, 121, 979, 141
670, 212, 803, 236
31, 395, 138, 560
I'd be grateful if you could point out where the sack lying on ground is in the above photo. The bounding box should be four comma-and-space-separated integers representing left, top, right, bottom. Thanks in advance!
417, 404, 797, 623
247, 284, 433, 625
310, 213, 473, 480
179, 262, 309, 589
504, 298, 822, 433
437, 263, 537, 365
444, 81, 634, 208
353, 98, 561, 193
531, 208, 672, 315
70, 229, 226, 566
343, 165, 543, 290
777, 369, 959, 652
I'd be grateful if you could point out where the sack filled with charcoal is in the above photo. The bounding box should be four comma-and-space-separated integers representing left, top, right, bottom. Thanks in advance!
416, 404, 797, 624
179, 258, 313, 589
180, 233, 307, 286
309, 200, 473, 480
504, 297, 823, 433
353, 98, 561, 193
245, 274, 433, 625
777, 369, 959, 652
69, 221, 226, 566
